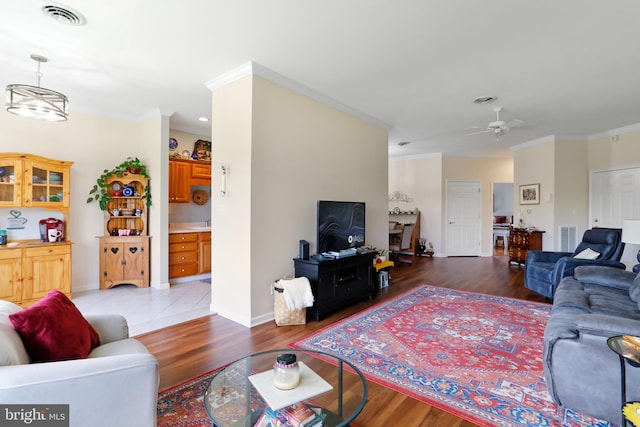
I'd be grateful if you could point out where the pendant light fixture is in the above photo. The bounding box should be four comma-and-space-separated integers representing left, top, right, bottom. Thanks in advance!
6, 54, 69, 122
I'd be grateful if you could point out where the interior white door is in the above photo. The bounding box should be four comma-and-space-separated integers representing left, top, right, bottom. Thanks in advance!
590, 167, 640, 228
447, 180, 481, 256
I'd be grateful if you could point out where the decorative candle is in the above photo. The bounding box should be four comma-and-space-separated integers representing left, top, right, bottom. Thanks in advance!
273, 353, 300, 390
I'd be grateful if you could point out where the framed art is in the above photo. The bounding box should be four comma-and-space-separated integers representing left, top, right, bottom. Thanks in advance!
519, 183, 540, 205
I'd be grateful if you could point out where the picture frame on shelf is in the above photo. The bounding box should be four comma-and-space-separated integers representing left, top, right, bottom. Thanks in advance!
519, 183, 540, 205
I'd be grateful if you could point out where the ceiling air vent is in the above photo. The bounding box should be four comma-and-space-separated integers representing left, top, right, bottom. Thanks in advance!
42, 4, 86, 26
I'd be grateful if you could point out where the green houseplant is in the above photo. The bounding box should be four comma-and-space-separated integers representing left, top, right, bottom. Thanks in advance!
87, 157, 152, 210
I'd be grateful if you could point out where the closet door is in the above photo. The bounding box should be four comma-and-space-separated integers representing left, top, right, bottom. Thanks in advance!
590, 167, 640, 228
590, 167, 640, 269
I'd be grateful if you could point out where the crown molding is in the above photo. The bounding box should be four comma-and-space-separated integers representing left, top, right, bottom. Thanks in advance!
206, 61, 390, 131
389, 152, 443, 161
510, 135, 556, 151
588, 122, 640, 141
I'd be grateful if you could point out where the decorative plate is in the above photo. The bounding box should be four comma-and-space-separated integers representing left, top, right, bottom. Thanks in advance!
393, 207, 400, 214
192, 189, 209, 205
121, 186, 135, 197
111, 182, 121, 192
169, 137, 178, 151
181, 149, 191, 159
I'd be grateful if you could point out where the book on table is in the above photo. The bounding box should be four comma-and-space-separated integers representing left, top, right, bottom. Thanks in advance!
255, 402, 323, 426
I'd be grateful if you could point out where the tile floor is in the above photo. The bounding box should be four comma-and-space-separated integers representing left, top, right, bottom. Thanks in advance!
72, 279, 212, 336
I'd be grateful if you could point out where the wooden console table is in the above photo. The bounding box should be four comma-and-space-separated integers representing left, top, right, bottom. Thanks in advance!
508, 228, 544, 267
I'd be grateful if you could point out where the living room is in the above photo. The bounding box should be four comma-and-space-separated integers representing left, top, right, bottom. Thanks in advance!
3, 1, 640, 426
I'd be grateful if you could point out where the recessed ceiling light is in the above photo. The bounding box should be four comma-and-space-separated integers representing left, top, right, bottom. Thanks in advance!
473, 96, 498, 104
198, 117, 209, 122
42, 3, 86, 26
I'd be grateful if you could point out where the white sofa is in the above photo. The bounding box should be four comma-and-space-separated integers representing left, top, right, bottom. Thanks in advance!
0, 300, 159, 427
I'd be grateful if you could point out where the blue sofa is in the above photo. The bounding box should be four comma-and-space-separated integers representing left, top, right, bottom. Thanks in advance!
525, 228, 625, 299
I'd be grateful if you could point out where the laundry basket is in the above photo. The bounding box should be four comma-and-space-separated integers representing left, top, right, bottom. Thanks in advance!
273, 278, 307, 326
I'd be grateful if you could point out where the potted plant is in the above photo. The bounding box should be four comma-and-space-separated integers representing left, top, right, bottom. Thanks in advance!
86, 157, 152, 210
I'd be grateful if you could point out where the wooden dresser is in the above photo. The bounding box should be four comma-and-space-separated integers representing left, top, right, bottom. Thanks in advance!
508, 228, 545, 266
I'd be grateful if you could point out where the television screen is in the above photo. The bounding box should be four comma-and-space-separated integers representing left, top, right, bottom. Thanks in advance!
317, 200, 365, 254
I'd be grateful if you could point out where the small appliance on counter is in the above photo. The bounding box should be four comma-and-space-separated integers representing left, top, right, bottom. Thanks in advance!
39, 218, 64, 242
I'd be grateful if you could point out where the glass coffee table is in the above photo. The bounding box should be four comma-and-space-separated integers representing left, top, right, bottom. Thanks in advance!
204, 349, 368, 427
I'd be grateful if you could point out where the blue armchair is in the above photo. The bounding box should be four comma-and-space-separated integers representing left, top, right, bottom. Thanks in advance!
524, 228, 626, 298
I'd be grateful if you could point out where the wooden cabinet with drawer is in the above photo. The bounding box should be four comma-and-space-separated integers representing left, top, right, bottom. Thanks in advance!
169, 232, 199, 278
191, 162, 211, 186
198, 232, 211, 274
508, 229, 544, 266
0, 243, 72, 306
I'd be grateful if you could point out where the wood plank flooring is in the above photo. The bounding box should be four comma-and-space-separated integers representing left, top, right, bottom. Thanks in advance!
138, 253, 548, 427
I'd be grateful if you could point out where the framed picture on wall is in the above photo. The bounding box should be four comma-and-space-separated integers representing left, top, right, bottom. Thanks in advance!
519, 183, 540, 205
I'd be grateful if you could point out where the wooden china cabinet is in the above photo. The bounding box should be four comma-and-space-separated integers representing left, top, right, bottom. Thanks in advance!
98, 172, 150, 289
0, 153, 73, 306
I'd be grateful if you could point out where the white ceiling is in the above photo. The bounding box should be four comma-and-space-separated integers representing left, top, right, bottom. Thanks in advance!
3, 1, 640, 159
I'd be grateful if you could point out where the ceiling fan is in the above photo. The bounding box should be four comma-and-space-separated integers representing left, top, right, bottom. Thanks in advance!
467, 106, 523, 139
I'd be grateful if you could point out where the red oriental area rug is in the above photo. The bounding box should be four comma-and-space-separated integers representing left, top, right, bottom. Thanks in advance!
291, 285, 613, 427
157, 368, 221, 427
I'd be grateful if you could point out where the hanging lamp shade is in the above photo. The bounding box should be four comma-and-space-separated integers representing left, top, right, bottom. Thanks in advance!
5, 55, 68, 122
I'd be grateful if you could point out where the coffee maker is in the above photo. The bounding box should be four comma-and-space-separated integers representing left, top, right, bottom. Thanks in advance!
39, 218, 64, 242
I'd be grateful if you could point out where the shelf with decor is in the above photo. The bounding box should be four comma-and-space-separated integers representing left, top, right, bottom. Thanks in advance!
0, 153, 73, 306
0, 153, 72, 211
98, 173, 149, 289
88, 158, 152, 290
102, 174, 148, 237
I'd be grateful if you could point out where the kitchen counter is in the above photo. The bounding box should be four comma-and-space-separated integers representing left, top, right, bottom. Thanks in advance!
169, 222, 211, 234
0, 240, 73, 249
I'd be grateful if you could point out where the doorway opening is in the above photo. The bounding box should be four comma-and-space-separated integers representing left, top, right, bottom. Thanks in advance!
492, 182, 513, 256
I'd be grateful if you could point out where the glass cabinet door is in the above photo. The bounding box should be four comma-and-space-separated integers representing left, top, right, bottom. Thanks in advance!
24, 160, 70, 208
0, 159, 23, 207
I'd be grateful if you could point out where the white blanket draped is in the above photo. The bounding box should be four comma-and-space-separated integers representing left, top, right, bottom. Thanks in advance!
279, 277, 314, 311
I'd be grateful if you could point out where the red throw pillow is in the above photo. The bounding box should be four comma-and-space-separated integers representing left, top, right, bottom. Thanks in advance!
9, 290, 100, 363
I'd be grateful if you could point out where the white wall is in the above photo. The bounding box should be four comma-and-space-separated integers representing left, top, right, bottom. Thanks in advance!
139, 113, 171, 289
210, 72, 388, 327
588, 129, 640, 171
554, 139, 589, 248
513, 137, 556, 249
210, 76, 254, 324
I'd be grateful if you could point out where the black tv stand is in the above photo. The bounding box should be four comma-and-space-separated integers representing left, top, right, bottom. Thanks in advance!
294, 251, 375, 321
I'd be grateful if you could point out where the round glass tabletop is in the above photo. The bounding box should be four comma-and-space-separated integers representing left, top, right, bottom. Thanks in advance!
204, 349, 368, 427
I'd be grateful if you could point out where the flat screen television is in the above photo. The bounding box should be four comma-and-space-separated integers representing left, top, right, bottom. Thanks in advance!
317, 200, 365, 254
